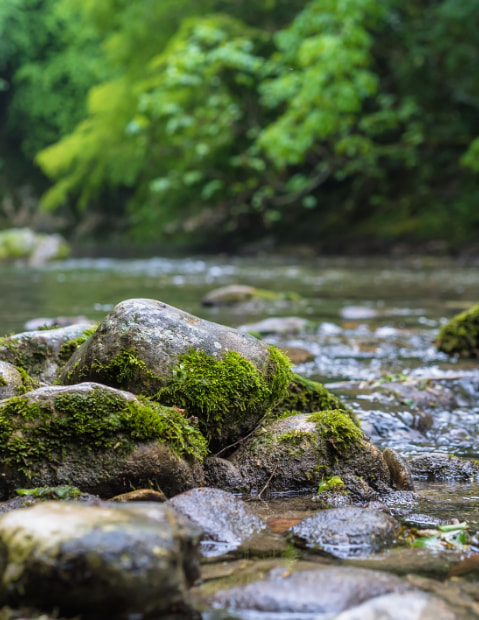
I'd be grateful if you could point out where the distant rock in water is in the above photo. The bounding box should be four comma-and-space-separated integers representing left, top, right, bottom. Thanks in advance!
202, 284, 301, 307
435, 303, 479, 358
0, 228, 69, 265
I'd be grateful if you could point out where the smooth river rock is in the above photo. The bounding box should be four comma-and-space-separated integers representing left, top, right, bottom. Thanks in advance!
0, 501, 201, 618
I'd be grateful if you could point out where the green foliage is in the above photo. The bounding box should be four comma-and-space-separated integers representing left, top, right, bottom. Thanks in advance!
0, 387, 208, 477
435, 304, 479, 358
16, 485, 82, 500
2, 0, 479, 245
317, 475, 345, 494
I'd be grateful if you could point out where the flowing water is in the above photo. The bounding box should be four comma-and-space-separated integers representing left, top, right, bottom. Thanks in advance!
2, 255, 479, 615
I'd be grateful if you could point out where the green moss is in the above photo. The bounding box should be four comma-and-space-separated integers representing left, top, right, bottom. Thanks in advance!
0, 336, 49, 377
157, 346, 292, 441
16, 485, 82, 500
308, 409, 362, 456
0, 375, 7, 387
14, 366, 40, 394
277, 374, 358, 424
435, 304, 479, 357
58, 327, 97, 363
278, 429, 310, 446
0, 387, 208, 477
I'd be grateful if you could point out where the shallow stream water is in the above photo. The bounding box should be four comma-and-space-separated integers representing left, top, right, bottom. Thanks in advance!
2, 254, 479, 616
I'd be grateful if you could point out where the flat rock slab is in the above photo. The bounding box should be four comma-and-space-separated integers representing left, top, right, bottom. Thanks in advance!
168, 487, 271, 557
0, 501, 201, 618
289, 507, 400, 558
204, 566, 412, 617
332, 591, 456, 620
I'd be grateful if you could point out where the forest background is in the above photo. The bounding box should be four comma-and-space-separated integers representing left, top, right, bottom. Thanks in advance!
1, 0, 478, 254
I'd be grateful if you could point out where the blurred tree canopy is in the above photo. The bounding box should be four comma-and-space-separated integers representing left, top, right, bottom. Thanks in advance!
1, 0, 479, 248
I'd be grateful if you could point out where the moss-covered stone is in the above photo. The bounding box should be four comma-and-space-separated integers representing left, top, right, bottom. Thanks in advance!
435, 304, 479, 357
0, 384, 208, 485
157, 346, 292, 449
57, 327, 97, 364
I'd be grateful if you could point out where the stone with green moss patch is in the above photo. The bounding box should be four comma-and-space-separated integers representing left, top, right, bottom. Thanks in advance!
201, 285, 301, 307
60, 299, 293, 450
435, 304, 479, 358
0, 383, 206, 499
229, 410, 391, 497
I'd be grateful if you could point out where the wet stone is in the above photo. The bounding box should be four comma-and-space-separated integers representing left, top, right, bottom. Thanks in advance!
332, 591, 456, 620
167, 488, 275, 558
203, 566, 412, 617
0, 501, 201, 618
409, 453, 479, 481
383, 448, 415, 491
289, 507, 401, 558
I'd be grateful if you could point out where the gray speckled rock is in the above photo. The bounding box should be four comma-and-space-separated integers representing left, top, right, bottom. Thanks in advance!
0, 383, 205, 500
228, 412, 392, 498
168, 487, 275, 557
289, 507, 400, 558
0, 501, 201, 618
332, 591, 456, 620
0, 323, 95, 383
409, 453, 479, 481
60, 299, 290, 450
204, 567, 412, 616
0, 361, 23, 399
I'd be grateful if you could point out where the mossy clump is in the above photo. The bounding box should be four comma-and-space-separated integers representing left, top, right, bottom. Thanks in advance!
435, 304, 479, 358
277, 374, 357, 424
0, 336, 49, 378
58, 327, 97, 364
157, 346, 292, 443
0, 387, 208, 478
308, 409, 362, 457
16, 485, 83, 500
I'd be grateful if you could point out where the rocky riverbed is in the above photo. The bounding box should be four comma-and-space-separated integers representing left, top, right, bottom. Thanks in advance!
0, 255, 479, 619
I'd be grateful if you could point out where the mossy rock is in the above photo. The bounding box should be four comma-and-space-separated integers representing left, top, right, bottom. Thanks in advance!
0, 228, 70, 264
228, 410, 391, 496
0, 383, 206, 499
60, 299, 293, 450
0, 362, 24, 399
435, 304, 479, 358
0, 323, 97, 384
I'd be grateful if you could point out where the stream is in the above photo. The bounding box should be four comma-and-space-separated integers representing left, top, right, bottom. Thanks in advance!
2, 254, 479, 617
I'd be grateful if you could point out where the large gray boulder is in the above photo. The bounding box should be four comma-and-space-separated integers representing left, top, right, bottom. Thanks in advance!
0, 383, 206, 499
0, 501, 201, 618
60, 299, 292, 450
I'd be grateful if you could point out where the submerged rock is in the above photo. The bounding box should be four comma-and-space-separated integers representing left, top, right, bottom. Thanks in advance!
202, 284, 300, 307
204, 566, 412, 617
435, 304, 479, 358
409, 453, 479, 481
333, 591, 456, 620
228, 410, 392, 497
289, 506, 400, 558
238, 316, 310, 335
60, 298, 292, 450
0, 501, 201, 618
0, 382, 206, 499
168, 487, 278, 557
0, 323, 96, 384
